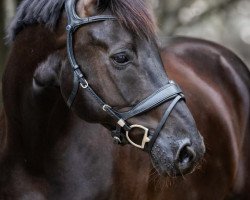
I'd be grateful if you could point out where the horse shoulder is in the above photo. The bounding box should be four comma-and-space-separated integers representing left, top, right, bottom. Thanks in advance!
161, 36, 250, 137
161, 36, 250, 198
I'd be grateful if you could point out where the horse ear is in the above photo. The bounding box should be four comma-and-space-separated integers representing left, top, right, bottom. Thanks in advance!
77, 0, 98, 17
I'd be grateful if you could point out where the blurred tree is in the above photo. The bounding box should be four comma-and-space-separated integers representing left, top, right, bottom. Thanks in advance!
0, 0, 17, 101
0, 0, 7, 72
0, 0, 17, 69
0, 0, 250, 71
153, 0, 250, 69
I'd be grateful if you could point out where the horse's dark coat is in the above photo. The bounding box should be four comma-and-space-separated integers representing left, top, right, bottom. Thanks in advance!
1, 0, 250, 199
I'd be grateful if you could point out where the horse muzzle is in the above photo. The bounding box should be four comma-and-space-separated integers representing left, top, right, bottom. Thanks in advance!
151, 134, 205, 177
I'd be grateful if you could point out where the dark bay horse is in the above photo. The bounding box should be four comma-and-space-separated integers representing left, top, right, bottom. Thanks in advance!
0, 0, 249, 199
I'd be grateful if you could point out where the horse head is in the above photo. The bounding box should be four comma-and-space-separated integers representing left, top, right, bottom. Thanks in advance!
52, 0, 205, 177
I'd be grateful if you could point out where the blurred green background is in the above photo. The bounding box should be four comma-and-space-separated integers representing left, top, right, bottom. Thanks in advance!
0, 0, 250, 103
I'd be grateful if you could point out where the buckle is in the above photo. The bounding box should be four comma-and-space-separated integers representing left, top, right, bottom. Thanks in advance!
126, 125, 150, 149
80, 79, 89, 89
102, 104, 111, 112
113, 136, 122, 144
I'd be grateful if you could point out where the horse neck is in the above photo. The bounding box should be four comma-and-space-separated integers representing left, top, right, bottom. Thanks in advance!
1, 25, 73, 169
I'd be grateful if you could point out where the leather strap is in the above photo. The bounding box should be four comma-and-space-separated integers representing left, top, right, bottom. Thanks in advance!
118, 83, 182, 120
145, 95, 183, 152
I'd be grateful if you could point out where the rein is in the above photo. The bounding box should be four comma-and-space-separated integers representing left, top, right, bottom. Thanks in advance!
65, 0, 184, 152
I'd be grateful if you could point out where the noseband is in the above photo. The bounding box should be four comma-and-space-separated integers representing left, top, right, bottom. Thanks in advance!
65, 0, 185, 152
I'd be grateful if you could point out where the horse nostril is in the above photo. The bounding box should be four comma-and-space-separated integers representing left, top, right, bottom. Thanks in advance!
176, 142, 196, 166
178, 145, 195, 164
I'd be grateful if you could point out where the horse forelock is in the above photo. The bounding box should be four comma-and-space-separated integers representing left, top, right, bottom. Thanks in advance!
102, 0, 157, 40
6, 0, 157, 44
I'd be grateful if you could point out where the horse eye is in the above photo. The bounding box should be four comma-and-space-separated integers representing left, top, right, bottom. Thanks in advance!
111, 53, 130, 64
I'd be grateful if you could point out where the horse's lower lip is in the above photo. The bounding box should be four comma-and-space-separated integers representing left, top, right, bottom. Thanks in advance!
157, 168, 182, 177
152, 160, 198, 177
160, 171, 169, 177
176, 166, 196, 176
160, 168, 195, 177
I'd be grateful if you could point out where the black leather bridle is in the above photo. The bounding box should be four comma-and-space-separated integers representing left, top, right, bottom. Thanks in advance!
65, 0, 185, 152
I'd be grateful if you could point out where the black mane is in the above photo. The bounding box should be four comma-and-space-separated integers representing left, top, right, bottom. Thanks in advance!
6, 0, 65, 43
6, 0, 156, 43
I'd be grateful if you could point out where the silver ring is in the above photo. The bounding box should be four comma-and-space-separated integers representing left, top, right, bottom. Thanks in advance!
103, 104, 111, 111
80, 80, 89, 89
